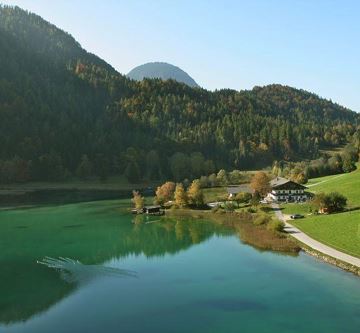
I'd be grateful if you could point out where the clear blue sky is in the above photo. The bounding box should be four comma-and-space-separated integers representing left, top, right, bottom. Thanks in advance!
2, 0, 359, 111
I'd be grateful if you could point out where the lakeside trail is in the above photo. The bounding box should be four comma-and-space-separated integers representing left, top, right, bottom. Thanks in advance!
271, 203, 360, 268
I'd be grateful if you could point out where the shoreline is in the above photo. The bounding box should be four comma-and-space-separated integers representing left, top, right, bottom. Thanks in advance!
272, 203, 360, 276
300, 243, 360, 276
168, 206, 360, 276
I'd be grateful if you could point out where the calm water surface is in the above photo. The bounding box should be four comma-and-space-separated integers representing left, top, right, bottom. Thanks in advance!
0, 200, 359, 333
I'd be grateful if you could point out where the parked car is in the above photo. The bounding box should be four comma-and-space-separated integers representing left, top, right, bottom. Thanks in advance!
290, 214, 304, 219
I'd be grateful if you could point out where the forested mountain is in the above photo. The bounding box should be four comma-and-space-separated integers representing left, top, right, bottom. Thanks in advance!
127, 62, 199, 88
0, 5, 359, 184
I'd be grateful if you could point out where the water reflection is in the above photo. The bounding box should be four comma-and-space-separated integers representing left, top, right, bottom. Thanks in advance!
0, 201, 230, 324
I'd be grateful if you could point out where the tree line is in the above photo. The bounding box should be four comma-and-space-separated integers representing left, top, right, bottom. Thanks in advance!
0, 6, 359, 184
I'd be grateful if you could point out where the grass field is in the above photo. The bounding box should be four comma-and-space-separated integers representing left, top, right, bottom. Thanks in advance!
202, 187, 227, 203
281, 164, 360, 258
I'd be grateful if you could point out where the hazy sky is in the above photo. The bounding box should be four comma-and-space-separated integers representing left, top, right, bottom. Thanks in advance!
2, 0, 359, 111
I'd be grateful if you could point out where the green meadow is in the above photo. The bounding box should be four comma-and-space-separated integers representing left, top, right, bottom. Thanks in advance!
282, 165, 360, 258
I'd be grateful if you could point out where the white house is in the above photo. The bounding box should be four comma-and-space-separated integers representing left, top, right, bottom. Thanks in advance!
267, 177, 310, 202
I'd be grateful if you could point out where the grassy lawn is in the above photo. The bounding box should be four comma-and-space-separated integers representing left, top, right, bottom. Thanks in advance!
281, 164, 360, 258
291, 211, 360, 258
280, 203, 312, 215
202, 187, 227, 203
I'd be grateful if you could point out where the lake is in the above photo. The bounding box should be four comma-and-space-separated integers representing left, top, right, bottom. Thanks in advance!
0, 200, 359, 333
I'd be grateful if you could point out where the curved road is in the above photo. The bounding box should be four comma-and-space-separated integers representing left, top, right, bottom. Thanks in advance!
272, 203, 360, 268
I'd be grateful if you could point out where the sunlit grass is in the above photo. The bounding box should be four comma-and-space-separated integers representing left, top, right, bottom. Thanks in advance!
283, 164, 360, 258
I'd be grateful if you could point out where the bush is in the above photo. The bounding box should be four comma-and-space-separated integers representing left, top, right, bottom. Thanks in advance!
247, 207, 257, 213
253, 214, 271, 226
223, 201, 237, 212
267, 219, 285, 232
235, 192, 252, 204
311, 192, 347, 213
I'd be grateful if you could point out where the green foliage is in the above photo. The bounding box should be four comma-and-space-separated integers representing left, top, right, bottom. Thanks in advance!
198, 175, 209, 188
228, 170, 243, 184
247, 207, 257, 213
146, 150, 161, 180
222, 201, 237, 212
312, 192, 347, 213
170, 153, 189, 182
124, 161, 141, 184
267, 219, 285, 232
216, 170, 228, 186
0, 6, 359, 184
273, 144, 359, 182
76, 155, 93, 180
290, 164, 360, 257
251, 191, 261, 207
190, 152, 205, 179
235, 192, 252, 204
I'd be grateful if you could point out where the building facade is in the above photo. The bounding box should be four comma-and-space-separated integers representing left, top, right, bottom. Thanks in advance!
267, 177, 309, 202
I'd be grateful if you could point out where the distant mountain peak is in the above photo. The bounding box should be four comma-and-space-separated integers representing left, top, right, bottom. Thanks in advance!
127, 62, 199, 87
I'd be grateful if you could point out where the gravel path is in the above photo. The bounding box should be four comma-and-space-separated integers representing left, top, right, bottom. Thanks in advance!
272, 203, 360, 268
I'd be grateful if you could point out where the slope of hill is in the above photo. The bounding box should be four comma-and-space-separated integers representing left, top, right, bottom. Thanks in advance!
284, 166, 360, 258
127, 62, 199, 87
0, 5, 359, 184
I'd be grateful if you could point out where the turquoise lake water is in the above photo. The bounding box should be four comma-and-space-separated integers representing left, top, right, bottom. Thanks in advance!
0, 200, 359, 333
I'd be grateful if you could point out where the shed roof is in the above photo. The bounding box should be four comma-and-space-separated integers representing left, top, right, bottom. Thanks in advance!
144, 205, 161, 210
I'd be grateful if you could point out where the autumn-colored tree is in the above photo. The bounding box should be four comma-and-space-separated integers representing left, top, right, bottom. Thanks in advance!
131, 190, 144, 210
250, 172, 270, 197
174, 183, 188, 208
155, 181, 176, 205
187, 179, 204, 207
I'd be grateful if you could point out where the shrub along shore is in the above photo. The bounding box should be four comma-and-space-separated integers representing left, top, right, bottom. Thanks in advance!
166, 208, 300, 253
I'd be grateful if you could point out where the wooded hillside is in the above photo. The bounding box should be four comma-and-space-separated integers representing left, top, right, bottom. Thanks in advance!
0, 5, 359, 183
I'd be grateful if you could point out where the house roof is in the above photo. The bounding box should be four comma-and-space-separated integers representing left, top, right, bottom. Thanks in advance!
270, 177, 307, 189
270, 177, 290, 187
